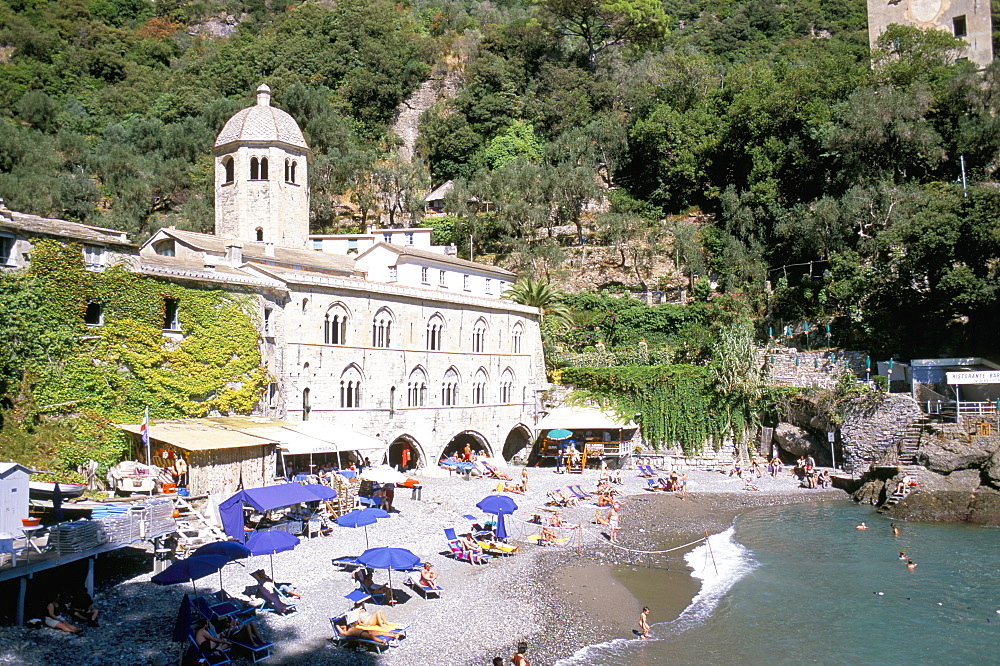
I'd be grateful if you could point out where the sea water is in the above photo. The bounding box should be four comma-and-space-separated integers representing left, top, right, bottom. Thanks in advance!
556, 501, 1000, 665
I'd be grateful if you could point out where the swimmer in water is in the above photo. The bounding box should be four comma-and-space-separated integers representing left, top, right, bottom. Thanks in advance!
891, 523, 900, 536
906, 560, 917, 571
898, 551, 907, 560
856, 522, 868, 530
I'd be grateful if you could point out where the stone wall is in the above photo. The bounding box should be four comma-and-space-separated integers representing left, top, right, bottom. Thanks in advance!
758, 345, 869, 389
840, 394, 923, 472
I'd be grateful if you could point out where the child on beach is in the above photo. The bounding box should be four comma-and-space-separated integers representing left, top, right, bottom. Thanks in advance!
512, 642, 530, 666
638, 607, 651, 638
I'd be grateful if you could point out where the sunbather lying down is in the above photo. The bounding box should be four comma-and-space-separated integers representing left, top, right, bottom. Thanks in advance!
333, 623, 396, 643
477, 539, 518, 555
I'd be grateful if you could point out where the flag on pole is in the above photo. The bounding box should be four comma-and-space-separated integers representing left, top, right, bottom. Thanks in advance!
141, 406, 151, 465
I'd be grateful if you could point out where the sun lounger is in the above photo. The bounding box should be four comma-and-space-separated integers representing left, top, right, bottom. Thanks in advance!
444, 527, 490, 565
329, 613, 405, 652
187, 633, 232, 666
406, 573, 443, 599
477, 539, 518, 556
332, 555, 362, 570
567, 485, 591, 499
637, 465, 655, 477
526, 534, 569, 546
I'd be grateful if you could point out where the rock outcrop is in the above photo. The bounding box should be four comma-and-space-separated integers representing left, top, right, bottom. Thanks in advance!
918, 438, 995, 473
774, 423, 821, 457
880, 489, 1000, 524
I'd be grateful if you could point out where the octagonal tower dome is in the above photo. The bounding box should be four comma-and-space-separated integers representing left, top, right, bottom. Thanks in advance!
214, 84, 308, 150
213, 84, 310, 249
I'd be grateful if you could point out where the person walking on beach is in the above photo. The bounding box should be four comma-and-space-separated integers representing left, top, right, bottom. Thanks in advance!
608, 504, 620, 543
638, 606, 651, 638
512, 642, 530, 666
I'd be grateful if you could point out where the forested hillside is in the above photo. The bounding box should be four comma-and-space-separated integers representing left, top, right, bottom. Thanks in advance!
1, 0, 999, 358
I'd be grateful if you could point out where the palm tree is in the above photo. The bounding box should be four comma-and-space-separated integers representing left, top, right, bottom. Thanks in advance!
504, 278, 572, 328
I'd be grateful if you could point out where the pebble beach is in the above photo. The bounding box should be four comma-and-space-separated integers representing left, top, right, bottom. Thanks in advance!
0, 464, 847, 666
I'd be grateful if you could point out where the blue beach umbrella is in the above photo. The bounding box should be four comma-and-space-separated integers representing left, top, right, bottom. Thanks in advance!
172, 594, 193, 643
547, 429, 573, 440
152, 554, 229, 593
246, 530, 300, 580
476, 494, 519, 539
303, 484, 338, 500
337, 507, 390, 549
357, 546, 421, 596
190, 541, 251, 591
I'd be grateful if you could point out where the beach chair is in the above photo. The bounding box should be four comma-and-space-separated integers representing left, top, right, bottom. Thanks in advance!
638, 465, 655, 477
477, 539, 518, 556
567, 485, 591, 499
406, 572, 443, 599
328, 616, 397, 653
332, 555, 362, 571
187, 633, 232, 666
644, 479, 660, 491
444, 527, 490, 565
228, 636, 274, 664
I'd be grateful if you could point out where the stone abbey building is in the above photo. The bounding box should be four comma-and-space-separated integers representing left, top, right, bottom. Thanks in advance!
1, 85, 546, 470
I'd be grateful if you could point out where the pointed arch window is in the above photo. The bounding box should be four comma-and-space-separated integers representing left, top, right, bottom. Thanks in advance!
472, 368, 488, 405
408, 367, 428, 407
441, 367, 460, 407
512, 323, 524, 354
372, 308, 393, 348
340, 365, 363, 408
472, 318, 488, 353
324, 304, 349, 345
500, 368, 516, 404
426, 314, 445, 351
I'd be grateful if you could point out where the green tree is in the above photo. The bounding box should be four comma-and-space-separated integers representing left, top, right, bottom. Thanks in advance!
536, 0, 669, 73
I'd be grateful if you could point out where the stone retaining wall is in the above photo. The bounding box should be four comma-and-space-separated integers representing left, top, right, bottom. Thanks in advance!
840, 394, 922, 472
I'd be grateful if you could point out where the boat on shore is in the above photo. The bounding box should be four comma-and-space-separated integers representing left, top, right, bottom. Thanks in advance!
28, 481, 87, 500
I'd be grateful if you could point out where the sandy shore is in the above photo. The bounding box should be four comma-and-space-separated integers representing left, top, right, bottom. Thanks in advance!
0, 465, 847, 666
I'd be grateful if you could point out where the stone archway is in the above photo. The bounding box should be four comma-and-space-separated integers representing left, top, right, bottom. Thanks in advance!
501, 424, 533, 461
388, 434, 423, 471
443, 430, 492, 459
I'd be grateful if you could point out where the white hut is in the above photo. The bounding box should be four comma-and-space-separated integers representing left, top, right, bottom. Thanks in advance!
0, 463, 30, 535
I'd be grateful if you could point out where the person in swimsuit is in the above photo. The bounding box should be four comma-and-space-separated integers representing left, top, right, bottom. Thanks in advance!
638, 606, 651, 638
608, 505, 620, 543
195, 619, 233, 654
44, 593, 81, 634
512, 641, 530, 665
906, 560, 917, 571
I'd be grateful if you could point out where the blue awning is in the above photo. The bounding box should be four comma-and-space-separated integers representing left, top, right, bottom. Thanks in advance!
220, 483, 326, 542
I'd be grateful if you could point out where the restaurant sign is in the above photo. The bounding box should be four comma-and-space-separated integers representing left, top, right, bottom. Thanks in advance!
946, 371, 1000, 385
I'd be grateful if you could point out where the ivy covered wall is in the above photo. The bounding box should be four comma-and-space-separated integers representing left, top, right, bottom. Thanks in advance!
0, 240, 268, 478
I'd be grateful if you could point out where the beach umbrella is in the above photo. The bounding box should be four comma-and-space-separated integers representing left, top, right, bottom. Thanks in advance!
547, 429, 573, 440
303, 484, 338, 500
360, 467, 410, 485
51, 482, 64, 523
356, 546, 421, 597
246, 530, 300, 580
191, 541, 251, 592
152, 554, 229, 593
337, 507, 389, 549
476, 494, 519, 539
172, 594, 192, 643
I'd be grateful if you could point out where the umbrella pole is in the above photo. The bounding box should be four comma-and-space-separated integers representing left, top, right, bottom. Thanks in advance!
270, 552, 275, 581
364, 525, 370, 550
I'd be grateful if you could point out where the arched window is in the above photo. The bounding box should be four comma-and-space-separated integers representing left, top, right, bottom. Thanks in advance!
290, 161, 296, 183
340, 365, 363, 408
372, 308, 393, 348
260, 157, 268, 180
301, 298, 308, 314
512, 323, 524, 354
302, 387, 311, 421
223, 157, 234, 184
256, 227, 264, 242
284, 159, 291, 183
389, 386, 396, 415
472, 368, 488, 405
472, 318, 488, 353
250, 157, 259, 180
426, 314, 445, 351
324, 304, 349, 345
500, 368, 516, 404
407, 367, 428, 407
441, 367, 460, 407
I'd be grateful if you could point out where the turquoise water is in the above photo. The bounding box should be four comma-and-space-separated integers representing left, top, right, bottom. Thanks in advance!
557, 501, 1000, 665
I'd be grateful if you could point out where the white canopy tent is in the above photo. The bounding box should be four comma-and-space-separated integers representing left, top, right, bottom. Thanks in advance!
242, 423, 388, 476
536, 405, 636, 431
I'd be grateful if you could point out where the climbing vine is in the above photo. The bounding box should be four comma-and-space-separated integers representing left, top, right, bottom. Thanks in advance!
0, 240, 268, 475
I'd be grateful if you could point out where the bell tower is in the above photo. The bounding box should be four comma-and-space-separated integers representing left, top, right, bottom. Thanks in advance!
213, 84, 311, 249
